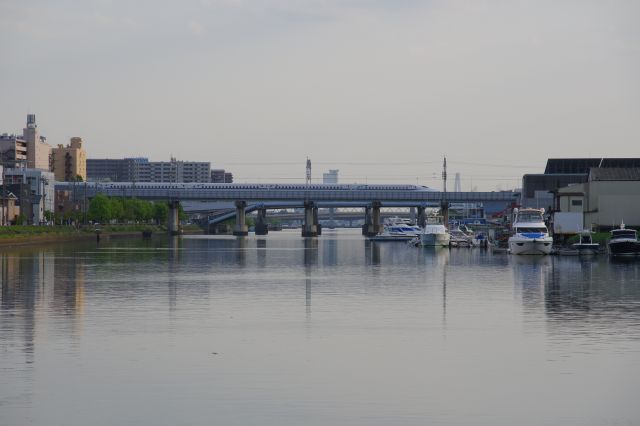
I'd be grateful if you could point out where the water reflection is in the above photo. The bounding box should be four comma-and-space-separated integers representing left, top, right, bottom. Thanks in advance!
364, 240, 381, 266
543, 258, 640, 341
511, 255, 551, 312
2, 234, 640, 426
303, 237, 318, 267
235, 237, 247, 266
257, 238, 267, 268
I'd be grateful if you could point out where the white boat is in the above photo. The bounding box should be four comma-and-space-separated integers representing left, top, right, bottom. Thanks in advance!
508, 208, 553, 255
419, 216, 451, 247
370, 218, 422, 241
449, 226, 473, 247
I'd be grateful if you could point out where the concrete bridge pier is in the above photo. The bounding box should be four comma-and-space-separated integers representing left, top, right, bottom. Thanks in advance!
313, 206, 322, 236
362, 206, 371, 235
168, 201, 181, 235
302, 201, 318, 237
255, 208, 268, 235
417, 206, 426, 228
233, 200, 249, 236
364, 201, 383, 237
440, 201, 449, 228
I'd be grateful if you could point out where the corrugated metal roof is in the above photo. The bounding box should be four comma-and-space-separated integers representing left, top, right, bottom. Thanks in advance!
589, 167, 640, 181
545, 158, 640, 174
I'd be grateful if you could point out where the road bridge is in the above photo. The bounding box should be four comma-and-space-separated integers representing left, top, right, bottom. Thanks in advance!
55, 182, 519, 236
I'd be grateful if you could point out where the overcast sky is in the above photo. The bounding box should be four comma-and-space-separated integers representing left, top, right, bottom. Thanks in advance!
1, 0, 639, 189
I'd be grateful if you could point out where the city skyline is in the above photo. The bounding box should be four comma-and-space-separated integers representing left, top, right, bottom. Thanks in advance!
2, 0, 639, 189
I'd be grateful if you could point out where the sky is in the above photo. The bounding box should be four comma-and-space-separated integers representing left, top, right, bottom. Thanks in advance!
1, 0, 639, 190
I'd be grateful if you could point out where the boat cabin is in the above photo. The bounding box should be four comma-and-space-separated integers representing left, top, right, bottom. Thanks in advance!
610, 228, 638, 240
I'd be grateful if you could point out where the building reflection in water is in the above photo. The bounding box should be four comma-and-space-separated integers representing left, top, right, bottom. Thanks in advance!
544, 258, 640, 336
1, 247, 85, 364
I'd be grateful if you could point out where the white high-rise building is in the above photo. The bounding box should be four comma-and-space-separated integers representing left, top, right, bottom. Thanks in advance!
323, 169, 339, 184
454, 173, 462, 192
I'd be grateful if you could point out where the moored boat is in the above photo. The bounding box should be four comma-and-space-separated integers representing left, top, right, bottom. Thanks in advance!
571, 230, 600, 255
449, 227, 473, 247
508, 208, 553, 255
370, 218, 421, 241
608, 223, 640, 257
419, 216, 450, 247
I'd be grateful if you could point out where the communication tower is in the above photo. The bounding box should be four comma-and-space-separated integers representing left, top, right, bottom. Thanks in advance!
454, 173, 461, 192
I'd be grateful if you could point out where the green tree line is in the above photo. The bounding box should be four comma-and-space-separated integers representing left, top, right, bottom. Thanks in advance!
87, 194, 184, 223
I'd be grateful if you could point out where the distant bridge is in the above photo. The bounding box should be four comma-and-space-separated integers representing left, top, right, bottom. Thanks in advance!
55, 182, 519, 236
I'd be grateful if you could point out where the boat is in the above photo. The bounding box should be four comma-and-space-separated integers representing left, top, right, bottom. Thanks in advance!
472, 232, 490, 248
508, 208, 553, 255
608, 222, 640, 256
370, 218, 422, 241
571, 230, 600, 255
418, 216, 451, 247
449, 227, 473, 247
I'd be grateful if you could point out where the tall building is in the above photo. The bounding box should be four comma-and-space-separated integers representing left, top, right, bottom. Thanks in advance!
87, 158, 147, 182
51, 137, 87, 181
0, 134, 28, 165
322, 169, 339, 184
22, 114, 52, 171
454, 173, 461, 192
211, 169, 233, 183
144, 157, 210, 183
87, 157, 212, 183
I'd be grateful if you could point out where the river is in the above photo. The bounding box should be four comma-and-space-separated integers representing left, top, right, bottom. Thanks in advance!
1, 230, 640, 425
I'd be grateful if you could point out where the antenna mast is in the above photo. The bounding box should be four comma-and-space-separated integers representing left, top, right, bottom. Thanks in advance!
306, 157, 312, 185
441, 156, 449, 227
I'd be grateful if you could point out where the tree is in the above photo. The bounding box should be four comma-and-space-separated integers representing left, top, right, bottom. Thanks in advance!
88, 194, 112, 222
135, 200, 153, 222
153, 202, 168, 224
109, 198, 124, 222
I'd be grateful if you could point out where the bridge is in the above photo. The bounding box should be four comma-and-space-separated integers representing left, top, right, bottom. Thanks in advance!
55, 182, 519, 236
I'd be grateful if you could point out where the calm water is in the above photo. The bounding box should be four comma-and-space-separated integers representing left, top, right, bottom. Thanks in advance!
1, 230, 640, 426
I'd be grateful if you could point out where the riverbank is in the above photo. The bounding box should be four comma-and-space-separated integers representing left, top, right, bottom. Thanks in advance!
0, 225, 203, 248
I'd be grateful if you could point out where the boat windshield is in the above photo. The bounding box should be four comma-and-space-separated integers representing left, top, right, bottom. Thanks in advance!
579, 234, 593, 244
611, 230, 637, 239
516, 227, 547, 233
517, 212, 543, 222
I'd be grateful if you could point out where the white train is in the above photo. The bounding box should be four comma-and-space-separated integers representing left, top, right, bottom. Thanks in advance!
57, 182, 435, 192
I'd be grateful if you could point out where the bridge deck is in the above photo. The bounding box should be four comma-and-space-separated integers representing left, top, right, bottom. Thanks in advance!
56, 182, 519, 204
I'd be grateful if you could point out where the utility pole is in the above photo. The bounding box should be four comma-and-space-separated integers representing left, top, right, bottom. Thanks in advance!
442, 156, 447, 195
441, 156, 449, 227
